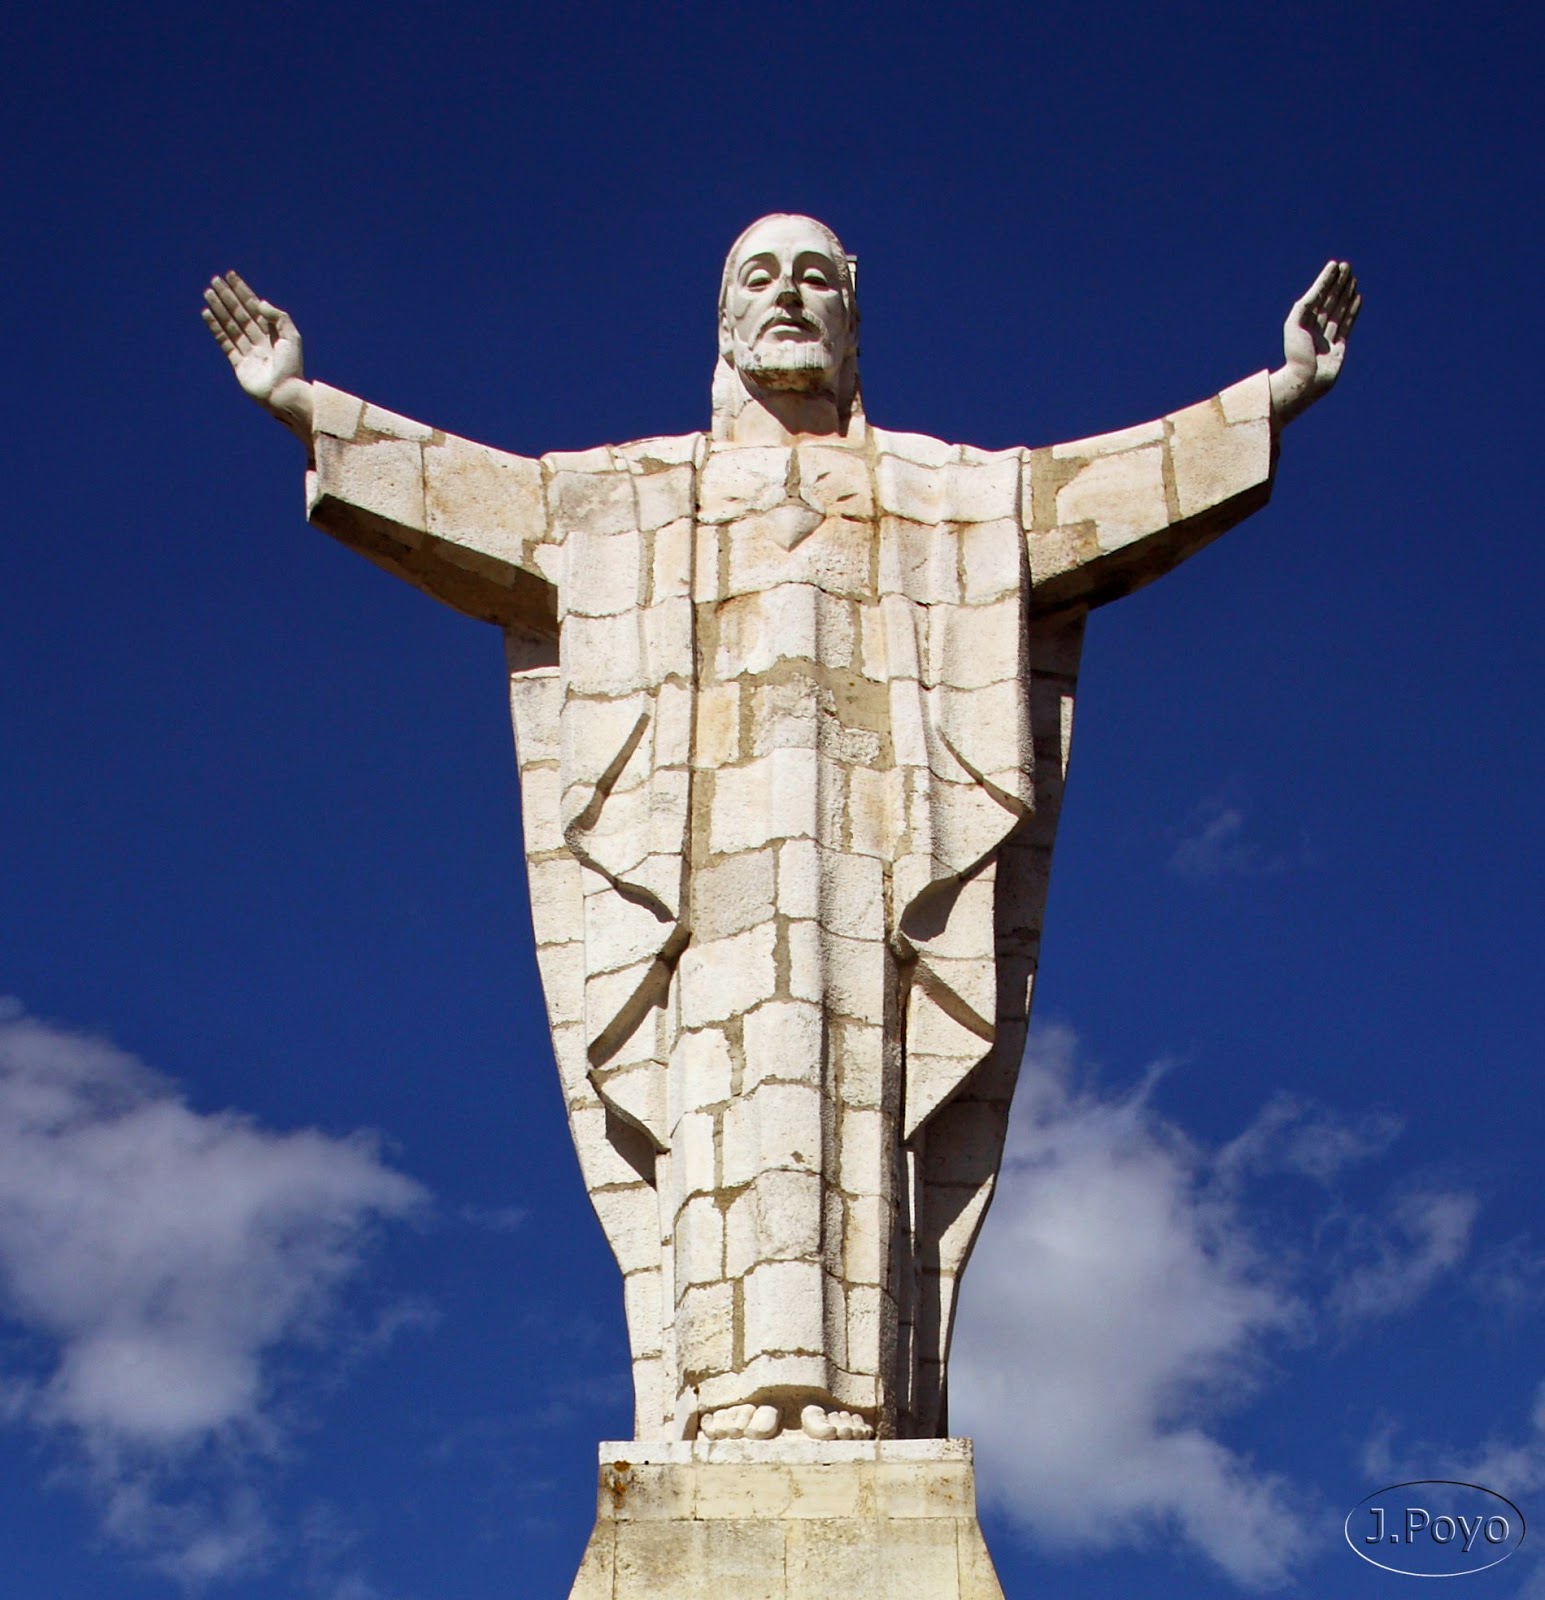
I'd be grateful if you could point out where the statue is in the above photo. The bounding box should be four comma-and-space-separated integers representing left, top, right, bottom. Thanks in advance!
203, 215, 1359, 1447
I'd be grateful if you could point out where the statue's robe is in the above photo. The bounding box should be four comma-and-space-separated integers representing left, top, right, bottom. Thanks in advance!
303, 373, 1276, 1438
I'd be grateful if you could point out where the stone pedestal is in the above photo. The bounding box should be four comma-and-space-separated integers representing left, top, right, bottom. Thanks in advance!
566, 1437, 1007, 1598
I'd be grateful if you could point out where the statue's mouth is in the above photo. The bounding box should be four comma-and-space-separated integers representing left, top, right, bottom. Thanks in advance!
760, 312, 818, 338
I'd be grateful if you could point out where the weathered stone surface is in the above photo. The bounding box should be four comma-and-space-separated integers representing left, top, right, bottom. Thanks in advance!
568, 1441, 1006, 1599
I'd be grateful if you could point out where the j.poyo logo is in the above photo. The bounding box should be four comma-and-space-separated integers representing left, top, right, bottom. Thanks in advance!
1346, 1481, 1525, 1577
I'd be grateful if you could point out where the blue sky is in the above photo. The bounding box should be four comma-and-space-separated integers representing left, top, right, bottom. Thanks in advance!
2, 2, 1542, 1596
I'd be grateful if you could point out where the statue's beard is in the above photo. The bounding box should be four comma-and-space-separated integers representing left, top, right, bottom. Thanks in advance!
734, 332, 841, 393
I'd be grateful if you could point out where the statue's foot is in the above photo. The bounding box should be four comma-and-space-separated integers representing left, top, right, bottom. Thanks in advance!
699, 1402, 781, 1440
800, 1404, 873, 1441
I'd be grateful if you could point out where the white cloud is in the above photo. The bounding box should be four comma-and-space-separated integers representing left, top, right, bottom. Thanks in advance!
952, 1024, 1312, 1588
0, 1000, 428, 1583
953, 1023, 1484, 1590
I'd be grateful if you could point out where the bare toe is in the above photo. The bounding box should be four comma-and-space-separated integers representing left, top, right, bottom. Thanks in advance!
801, 1403, 837, 1441
748, 1404, 781, 1439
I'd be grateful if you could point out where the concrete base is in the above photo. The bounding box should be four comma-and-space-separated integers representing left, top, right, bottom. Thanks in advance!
567, 1437, 1006, 1598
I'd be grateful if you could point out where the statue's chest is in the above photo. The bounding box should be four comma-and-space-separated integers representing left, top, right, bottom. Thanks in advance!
696, 444, 875, 604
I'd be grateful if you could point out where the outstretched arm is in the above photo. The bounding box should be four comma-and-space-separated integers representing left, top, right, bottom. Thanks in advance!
1028, 262, 1361, 613
202, 271, 557, 635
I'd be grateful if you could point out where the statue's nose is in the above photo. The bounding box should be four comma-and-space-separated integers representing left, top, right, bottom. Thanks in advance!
774, 279, 801, 304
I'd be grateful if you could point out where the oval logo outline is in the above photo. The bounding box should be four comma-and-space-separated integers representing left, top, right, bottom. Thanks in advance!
1345, 1480, 1526, 1577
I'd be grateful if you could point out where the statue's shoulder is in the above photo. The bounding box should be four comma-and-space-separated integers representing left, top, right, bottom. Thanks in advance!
541, 432, 705, 476
870, 427, 1024, 470
869, 427, 1024, 525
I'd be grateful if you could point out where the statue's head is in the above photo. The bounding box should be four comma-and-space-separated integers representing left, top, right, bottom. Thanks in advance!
715, 214, 859, 425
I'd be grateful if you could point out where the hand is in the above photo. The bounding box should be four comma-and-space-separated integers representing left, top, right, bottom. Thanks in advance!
201, 270, 313, 435
1269, 260, 1361, 425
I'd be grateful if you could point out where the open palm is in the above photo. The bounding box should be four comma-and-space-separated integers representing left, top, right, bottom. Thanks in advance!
1273, 260, 1361, 423
202, 270, 311, 430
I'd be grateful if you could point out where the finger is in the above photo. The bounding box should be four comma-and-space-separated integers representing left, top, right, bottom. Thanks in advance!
1313, 261, 1350, 320
203, 285, 249, 353
203, 282, 238, 330
1325, 265, 1355, 319
223, 268, 259, 307
1327, 277, 1358, 342
215, 271, 262, 334
230, 273, 268, 329
208, 275, 247, 325
1302, 259, 1340, 311
209, 277, 258, 351
1337, 273, 1361, 324
200, 306, 237, 358
201, 308, 235, 357
1326, 280, 1363, 347
256, 297, 298, 343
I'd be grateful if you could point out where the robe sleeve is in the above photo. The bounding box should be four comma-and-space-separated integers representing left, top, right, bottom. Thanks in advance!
1025, 370, 1276, 614
304, 381, 559, 634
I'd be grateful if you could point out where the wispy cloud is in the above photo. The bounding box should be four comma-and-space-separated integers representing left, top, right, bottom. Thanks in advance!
456, 1203, 529, 1234
1216, 1090, 1404, 1188
1364, 1378, 1545, 1509
1327, 1187, 1479, 1323
0, 1000, 429, 1584
1167, 799, 1302, 882
953, 1023, 1484, 1589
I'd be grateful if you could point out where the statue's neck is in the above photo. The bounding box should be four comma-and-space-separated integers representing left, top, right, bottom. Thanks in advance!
713, 363, 862, 444
731, 382, 841, 442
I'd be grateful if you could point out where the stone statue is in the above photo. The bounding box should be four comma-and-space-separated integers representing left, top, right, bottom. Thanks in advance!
203, 216, 1359, 1447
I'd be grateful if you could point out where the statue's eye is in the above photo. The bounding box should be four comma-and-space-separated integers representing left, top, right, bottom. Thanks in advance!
802, 270, 832, 289
743, 269, 773, 289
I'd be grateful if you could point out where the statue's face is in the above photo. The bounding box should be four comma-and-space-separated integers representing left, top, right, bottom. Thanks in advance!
720, 216, 853, 393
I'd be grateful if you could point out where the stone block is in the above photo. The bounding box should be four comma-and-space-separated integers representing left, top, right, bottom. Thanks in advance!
564, 527, 643, 617
669, 1027, 733, 1124
1056, 443, 1169, 550
743, 1000, 824, 1090
1169, 387, 1272, 521
650, 516, 693, 599
310, 382, 363, 439
424, 434, 546, 577
562, 612, 645, 695
675, 1195, 725, 1285
690, 848, 776, 943
314, 435, 424, 541
774, 838, 820, 921
713, 583, 821, 676
797, 443, 872, 517
674, 1281, 734, 1372
693, 680, 742, 769
1050, 415, 1165, 458
698, 446, 790, 522
960, 517, 1023, 604
744, 1259, 826, 1356
633, 464, 695, 533
361, 400, 433, 441
678, 922, 779, 1029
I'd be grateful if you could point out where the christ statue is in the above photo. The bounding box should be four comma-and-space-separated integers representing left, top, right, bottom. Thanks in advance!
203, 214, 1359, 1444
